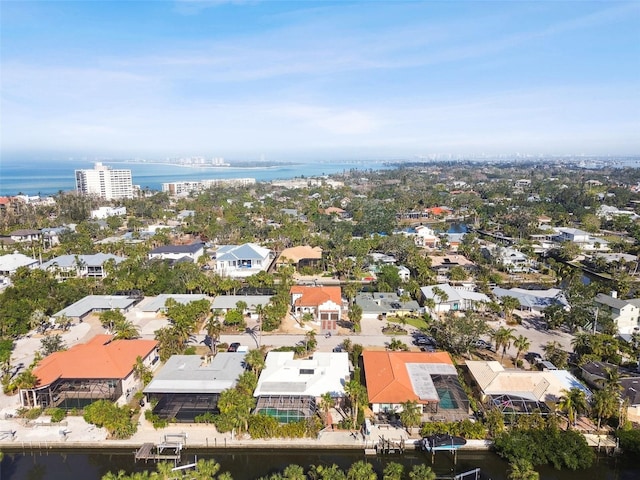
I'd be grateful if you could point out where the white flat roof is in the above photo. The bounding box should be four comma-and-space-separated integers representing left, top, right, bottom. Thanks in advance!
254, 351, 350, 398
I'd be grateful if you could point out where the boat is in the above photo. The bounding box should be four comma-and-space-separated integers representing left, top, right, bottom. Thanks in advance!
421, 433, 467, 451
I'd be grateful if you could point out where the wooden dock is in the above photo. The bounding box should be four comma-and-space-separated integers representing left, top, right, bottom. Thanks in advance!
134, 435, 186, 463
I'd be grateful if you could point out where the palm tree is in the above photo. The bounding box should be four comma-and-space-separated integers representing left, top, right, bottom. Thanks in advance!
500, 296, 521, 324
112, 318, 140, 340
346, 460, 376, 480
132, 356, 153, 386
193, 458, 221, 480
308, 464, 346, 480
245, 348, 266, 375
382, 462, 404, 480
29, 309, 48, 333
282, 464, 306, 480
492, 326, 515, 364
387, 337, 406, 351
154, 461, 176, 480
508, 458, 539, 480
344, 377, 367, 427
558, 387, 589, 429
513, 334, 531, 368
16, 369, 39, 407
431, 287, 448, 312
399, 400, 422, 431
408, 464, 436, 480
319, 392, 334, 425
591, 388, 619, 431
205, 316, 223, 353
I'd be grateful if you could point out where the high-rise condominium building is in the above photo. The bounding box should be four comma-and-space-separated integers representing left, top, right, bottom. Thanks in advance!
75, 162, 134, 200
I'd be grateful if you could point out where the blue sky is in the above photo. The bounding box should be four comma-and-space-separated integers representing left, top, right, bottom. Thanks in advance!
1, 0, 639, 159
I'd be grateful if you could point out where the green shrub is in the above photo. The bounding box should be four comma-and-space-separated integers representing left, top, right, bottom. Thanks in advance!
44, 407, 66, 423
144, 410, 168, 429
493, 428, 594, 470
84, 400, 137, 439
194, 412, 216, 424
617, 429, 640, 457
23, 408, 43, 420
420, 419, 486, 439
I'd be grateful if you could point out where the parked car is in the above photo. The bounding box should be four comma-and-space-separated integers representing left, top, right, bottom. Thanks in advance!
525, 352, 543, 364
227, 342, 241, 352
472, 339, 493, 350
413, 336, 437, 347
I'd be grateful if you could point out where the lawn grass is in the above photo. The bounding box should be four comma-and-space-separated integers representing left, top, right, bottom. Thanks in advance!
387, 316, 429, 330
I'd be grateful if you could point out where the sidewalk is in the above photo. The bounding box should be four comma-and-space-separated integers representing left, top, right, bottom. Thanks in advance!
0, 410, 419, 451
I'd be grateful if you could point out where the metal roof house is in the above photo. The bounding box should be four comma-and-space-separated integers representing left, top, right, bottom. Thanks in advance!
210, 295, 272, 315
355, 292, 421, 320
53, 295, 140, 321
39, 253, 126, 279
213, 243, 274, 278
138, 294, 210, 313
420, 284, 490, 313
492, 287, 569, 312
148, 242, 205, 263
144, 353, 246, 422
0, 252, 39, 276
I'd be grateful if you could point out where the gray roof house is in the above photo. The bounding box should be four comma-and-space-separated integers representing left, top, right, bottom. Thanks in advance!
144, 353, 246, 422
148, 242, 205, 263
355, 292, 421, 320
420, 284, 490, 313
40, 253, 126, 279
210, 295, 272, 315
493, 287, 569, 312
594, 292, 640, 335
53, 295, 140, 321
0, 253, 39, 276
138, 294, 210, 313
213, 243, 273, 278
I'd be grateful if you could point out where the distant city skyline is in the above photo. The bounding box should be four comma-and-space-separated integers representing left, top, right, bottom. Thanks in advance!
1, 1, 639, 159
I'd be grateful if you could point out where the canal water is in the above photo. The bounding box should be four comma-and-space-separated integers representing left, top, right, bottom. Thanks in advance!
1, 448, 638, 479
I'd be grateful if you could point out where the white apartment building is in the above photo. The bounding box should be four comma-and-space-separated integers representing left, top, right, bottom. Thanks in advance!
75, 162, 133, 200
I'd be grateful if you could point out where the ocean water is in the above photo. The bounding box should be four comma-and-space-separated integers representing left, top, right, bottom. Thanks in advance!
0, 158, 391, 197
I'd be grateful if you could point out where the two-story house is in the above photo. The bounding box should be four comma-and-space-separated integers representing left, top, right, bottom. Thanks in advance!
290, 285, 342, 333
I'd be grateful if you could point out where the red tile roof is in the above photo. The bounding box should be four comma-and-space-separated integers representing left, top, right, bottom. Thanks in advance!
290, 286, 342, 307
362, 351, 454, 404
33, 335, 158, 387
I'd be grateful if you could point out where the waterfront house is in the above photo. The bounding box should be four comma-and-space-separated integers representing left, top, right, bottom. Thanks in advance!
362, 351, 470, 421
144, 353, 246, 422
465, 360, 590, 415
253, 351, 350, 423
594, 292, 640, 335
20, 335, 158, 409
